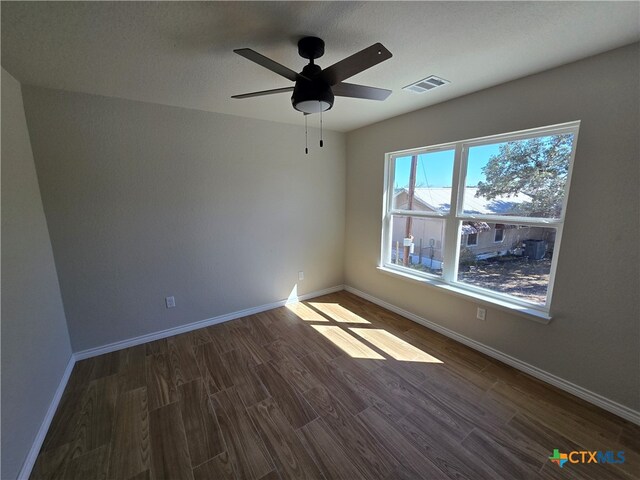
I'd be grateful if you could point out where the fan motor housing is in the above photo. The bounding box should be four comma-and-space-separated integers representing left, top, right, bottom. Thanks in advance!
292, 63, 333, 113
292, 79, 334, 113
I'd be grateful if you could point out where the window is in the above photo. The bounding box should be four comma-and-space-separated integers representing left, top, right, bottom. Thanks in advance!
381, 122, 579, 314
466, 233, 478, 246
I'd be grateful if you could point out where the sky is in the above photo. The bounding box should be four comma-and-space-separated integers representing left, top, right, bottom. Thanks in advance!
393, 143, 501, 189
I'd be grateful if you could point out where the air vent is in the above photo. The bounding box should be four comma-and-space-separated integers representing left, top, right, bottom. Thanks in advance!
403, 75, 450, 94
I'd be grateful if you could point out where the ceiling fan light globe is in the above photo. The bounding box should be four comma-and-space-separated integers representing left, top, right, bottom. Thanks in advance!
293, 100, 331, 114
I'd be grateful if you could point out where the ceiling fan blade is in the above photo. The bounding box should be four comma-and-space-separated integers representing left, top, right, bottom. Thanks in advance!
321, 43, 392, 85
332, 82, 391, 101
231, 87, 294, 99
234, 48, 304, 82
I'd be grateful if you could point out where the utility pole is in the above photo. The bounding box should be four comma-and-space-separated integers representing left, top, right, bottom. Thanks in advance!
403, 155, 418, 266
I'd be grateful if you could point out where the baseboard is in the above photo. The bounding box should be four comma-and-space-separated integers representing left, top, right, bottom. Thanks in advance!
344, 285, 640, 426
74, 284, 345, 361
18, 355, 76, 480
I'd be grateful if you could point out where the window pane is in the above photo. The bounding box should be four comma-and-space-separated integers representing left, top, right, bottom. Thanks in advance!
392, 150, 455, 213
462, 134, 574, 218
457, 224, 557, 305
390, 215, 445, 276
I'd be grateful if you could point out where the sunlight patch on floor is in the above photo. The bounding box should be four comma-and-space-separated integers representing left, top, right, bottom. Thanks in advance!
286, 302, 329, 322
308, 302, 371, 324
349, 328, 443, 363
311, 325, 384, 359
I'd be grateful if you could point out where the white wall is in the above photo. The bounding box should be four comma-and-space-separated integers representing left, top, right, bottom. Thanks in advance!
345, 44, 639, 411
1, 68, 73, 479
22, 87, 346, 351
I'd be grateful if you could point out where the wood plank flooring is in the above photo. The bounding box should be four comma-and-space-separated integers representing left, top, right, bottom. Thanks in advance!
31, 291, 639, 479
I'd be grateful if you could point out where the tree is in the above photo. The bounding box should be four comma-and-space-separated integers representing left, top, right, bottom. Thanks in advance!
475, 134, 573, 217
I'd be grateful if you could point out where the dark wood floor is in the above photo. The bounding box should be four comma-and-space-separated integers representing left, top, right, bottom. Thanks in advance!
31, 291, 638, 480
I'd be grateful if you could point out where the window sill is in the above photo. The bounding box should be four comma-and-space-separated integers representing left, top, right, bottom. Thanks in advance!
376, 266, 552, 324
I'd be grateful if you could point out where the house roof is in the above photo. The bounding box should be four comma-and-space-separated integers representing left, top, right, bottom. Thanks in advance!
398, 187, 532, 215
461, 222, 490, 235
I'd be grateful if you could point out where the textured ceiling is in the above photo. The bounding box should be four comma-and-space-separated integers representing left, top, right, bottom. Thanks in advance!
2, 1, 639, 132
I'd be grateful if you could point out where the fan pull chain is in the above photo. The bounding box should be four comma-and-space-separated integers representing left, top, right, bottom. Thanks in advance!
305, 114, 308, 154
319, 104, 324, 148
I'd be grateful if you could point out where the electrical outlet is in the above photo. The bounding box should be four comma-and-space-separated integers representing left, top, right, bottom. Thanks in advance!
476, 307, 486, 321
165, 296, 176, 309
298, 271, 304, 281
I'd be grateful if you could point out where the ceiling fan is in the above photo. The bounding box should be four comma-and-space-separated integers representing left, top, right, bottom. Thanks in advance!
231, 36, 393, 114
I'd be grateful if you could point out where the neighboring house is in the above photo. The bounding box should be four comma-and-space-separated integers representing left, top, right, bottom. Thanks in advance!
392, 187, 552, 268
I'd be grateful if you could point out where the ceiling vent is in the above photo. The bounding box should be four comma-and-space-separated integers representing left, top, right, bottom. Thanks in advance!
403, 75, 450, 93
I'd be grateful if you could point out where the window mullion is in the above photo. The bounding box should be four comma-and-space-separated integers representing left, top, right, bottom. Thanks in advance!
389, 209, 447, 218
456, 214, 564, 227
442, 144, 465, 283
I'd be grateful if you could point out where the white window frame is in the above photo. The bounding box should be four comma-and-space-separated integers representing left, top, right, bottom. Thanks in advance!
380, 121, 580, 318
494, 227, 504, 243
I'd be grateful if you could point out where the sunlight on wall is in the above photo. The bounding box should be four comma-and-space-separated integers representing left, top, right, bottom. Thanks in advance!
311, 325, 384, 359
286, 284, 298, 304
308, 302, 371, 324
350, 328, 443, 363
